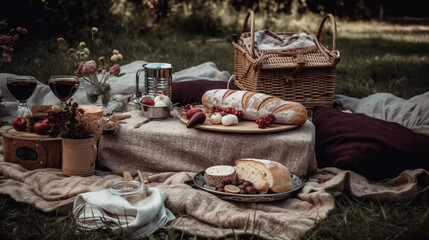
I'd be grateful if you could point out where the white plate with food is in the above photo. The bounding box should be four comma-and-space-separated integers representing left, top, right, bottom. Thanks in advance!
192, 160, 305, 202
192, 171, 305, 202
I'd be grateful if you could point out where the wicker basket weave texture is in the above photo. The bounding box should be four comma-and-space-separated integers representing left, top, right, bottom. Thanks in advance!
233, 11, 340, 110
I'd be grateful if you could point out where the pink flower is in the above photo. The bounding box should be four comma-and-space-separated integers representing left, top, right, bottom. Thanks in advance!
80, 60, 97, 75
2, 53, 11, 62
11, 34, 19, 42
0, 35, 12, 45
109, 64, 120, 75
20, 28, 28, 35
57, 37, 65, 45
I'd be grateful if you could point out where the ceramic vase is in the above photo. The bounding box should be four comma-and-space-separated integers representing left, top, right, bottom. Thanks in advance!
62, 136, 97, 177
85, 83, 111, 107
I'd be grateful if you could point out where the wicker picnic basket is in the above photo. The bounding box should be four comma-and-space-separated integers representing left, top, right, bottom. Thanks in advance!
232, 11, 340, 109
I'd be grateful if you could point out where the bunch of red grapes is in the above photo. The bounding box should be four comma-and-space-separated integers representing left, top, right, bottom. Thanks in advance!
182, 102, 198, 111
215, 177, 258, 194
212, 106, 243, 119
256, 114, 276, 129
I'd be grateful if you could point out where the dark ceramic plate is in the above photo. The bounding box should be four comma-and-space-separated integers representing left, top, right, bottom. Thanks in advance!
193, 171, 305, 202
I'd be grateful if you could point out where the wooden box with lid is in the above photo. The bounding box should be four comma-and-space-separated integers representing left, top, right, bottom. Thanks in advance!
1, 104, 104, 170
2, 127, 62, 169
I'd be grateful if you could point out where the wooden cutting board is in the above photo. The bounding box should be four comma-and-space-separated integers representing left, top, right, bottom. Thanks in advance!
179, 115, 299, 133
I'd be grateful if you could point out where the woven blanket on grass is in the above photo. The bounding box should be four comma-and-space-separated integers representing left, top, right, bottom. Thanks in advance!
1, 147, 428, 239
1, 61, 429, 239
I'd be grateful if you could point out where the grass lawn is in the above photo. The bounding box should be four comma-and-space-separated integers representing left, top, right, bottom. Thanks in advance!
1, 18, 429, 239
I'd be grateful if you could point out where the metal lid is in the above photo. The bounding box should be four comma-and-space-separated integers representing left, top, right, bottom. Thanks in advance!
144, 63, 173, 69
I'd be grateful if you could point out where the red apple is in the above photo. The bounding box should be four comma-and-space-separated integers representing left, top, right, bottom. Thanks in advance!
12, 117, 27, 131
42, 118, 53, 127
186, 107, 203, 119
34, 120, 51, 135
140, 96, 155, 106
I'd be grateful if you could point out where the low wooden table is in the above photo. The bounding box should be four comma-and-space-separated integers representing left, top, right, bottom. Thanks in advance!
98, 110, 317, 176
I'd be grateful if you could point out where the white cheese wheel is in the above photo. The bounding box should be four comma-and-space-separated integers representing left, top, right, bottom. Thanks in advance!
79, 105, 103, 119
204, 165, 236, 187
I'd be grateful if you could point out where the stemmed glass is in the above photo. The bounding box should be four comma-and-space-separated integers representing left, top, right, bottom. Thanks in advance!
6, 75, 37, 117
48, 75, 80, 108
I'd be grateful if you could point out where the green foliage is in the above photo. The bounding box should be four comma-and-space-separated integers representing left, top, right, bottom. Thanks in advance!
167, 2, 225, 36
1, 19, 429, 99
1, 188, 428, 239
0, 0, 117, 41
332, 30, 429, 99
299, 189, 429, 240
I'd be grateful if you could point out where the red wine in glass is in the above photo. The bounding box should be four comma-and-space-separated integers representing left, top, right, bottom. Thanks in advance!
49, 76, 80, 106
6, 76, 37, 117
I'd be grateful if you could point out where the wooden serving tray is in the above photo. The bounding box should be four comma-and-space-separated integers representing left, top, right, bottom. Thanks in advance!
31, 105, 103, 121
179, 115, 299, 133
9, 128, 52, 138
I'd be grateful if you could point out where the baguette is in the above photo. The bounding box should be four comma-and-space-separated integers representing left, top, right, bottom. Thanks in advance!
201, 89, 307, 125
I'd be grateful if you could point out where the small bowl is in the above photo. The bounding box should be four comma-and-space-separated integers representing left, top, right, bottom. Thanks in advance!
141, 103, 172, 119
122, 96, 142, 112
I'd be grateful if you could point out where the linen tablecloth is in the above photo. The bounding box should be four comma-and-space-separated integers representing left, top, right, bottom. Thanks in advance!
98, 110, 317, 176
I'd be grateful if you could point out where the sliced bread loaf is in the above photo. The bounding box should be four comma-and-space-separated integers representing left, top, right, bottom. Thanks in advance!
235, 159, 292, 193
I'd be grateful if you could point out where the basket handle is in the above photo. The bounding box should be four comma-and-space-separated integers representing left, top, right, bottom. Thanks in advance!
241, 11, 257, 58
316, 13, 337, 52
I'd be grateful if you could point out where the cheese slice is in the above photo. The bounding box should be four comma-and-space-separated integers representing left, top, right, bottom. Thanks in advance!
204, 165, 236, 187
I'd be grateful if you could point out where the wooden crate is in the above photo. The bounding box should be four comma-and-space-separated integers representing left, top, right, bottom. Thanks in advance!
1, 127, 62, 170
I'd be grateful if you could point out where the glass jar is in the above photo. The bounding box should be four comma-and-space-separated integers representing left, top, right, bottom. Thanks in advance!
85, 82, 111, 107
110, 180, 146, 203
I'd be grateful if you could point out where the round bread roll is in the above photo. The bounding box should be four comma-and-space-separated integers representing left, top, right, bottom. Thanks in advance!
235, 158, 292, 193
204, 165, 236, 187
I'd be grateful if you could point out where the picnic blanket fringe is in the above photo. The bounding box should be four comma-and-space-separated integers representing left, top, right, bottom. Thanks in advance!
1, 159, 428, 239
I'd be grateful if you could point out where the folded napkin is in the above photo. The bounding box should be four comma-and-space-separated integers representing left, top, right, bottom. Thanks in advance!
73, 187, 175, 237
244, 30, 316, 50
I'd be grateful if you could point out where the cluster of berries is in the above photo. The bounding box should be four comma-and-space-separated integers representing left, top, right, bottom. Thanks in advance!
180, 102, 198, 115
212, 106, 243, 119
215, 177, 258, 194
256, 114, 276, 129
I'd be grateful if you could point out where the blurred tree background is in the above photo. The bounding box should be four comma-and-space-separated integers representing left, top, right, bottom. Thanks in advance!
1, 0, 427, 40
1, 0, 428, 98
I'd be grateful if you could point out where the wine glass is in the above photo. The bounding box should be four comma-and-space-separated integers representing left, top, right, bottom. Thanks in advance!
6, 75, 37, 117
49, 75, 80, 108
